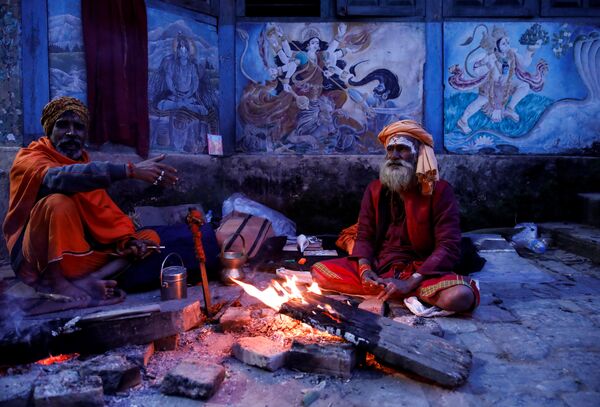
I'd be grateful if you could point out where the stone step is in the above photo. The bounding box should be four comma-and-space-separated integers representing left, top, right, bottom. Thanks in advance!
578, 193, 600, 227
539, 222, 600, 264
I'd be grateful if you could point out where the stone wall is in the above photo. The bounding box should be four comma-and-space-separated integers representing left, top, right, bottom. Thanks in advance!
2, 148, 598, 263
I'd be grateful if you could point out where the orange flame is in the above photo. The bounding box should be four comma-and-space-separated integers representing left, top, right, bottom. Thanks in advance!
36, 353, 78, 366
232, 276, 321, 311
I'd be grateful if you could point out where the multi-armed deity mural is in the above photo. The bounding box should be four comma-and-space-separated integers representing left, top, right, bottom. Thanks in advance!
445, 22, 599, 154
235, 22, 425, 154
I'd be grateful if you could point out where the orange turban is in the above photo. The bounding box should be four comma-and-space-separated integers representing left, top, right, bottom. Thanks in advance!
377, 120, 439, 195
41, 96, 89, 136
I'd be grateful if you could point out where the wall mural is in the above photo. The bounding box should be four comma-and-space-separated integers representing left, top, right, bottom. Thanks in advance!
48, 1, 219, 155
48, 0, 87, 103
235, 22, 425, 154
0, 0, 22, 146
445, 22, 600, 154
147, 7, 219, 154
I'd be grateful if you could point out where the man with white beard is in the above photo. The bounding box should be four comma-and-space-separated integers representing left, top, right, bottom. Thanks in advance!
312, 120, 479, 314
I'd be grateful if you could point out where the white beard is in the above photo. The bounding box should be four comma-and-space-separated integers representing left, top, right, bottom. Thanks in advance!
379, 159, 416, 193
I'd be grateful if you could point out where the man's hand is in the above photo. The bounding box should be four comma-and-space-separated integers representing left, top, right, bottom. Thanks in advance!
117, 239, 160, 260
376, 278, 415, 301
377, 273, 423, 301
361, 269, 385, 291
130, 154, 178, 186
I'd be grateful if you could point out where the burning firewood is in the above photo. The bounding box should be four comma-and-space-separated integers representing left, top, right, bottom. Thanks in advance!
233, 277, 472, 388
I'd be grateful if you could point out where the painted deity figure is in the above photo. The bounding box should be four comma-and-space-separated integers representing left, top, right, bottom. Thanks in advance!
348, 65, 402, 135
449, 25, 549, 134
153, 34, 208, 115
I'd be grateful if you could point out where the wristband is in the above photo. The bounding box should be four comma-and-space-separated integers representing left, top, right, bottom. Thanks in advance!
359, 263, 372, 278
126, 161, 135, 178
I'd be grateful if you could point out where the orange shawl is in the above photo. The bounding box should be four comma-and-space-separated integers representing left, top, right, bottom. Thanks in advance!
3, 137, 135, 256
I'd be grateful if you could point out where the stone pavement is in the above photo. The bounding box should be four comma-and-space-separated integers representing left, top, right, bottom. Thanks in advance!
1, 238, 599, 406
103, 242, 599, 407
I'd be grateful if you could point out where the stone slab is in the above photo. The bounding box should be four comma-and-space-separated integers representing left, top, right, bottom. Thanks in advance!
471, 305, 519, 323
219, 306, 252, 332
471, 251, 555, 284
539, 222, 600, 263
1, 288, 204, 365
232, 336, 287, 371
33, 370, 104, 407
154, 334, 179, 351
0, 370, 40, 407
108, 343, 154, 369
285, 339, 358, 379
161, 361, 225, 400
79, 354, 141, 394
357, 297, 385, 315
392, 315, 444, 337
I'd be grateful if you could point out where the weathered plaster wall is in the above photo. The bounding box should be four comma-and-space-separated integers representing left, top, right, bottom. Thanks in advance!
2, 150, 598, 262
0, 0, 22, 147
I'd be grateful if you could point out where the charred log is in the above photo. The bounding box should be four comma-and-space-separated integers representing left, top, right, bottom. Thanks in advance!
280, 293, 472, 388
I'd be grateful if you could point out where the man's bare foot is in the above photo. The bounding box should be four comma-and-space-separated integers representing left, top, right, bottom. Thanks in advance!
73, 277, 119, 300
36, 265, 91, 302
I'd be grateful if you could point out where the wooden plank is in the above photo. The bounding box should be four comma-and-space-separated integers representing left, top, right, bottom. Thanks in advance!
280, 293, 472, 388
21, 0, 50, 143
0, 295, 203, 365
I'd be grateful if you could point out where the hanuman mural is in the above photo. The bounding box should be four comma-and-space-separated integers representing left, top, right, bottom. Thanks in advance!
236, 23, 425, 154
445, 22, 600, 154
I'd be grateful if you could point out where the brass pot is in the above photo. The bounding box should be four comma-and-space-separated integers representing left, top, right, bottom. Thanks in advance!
219, 234, 247, 285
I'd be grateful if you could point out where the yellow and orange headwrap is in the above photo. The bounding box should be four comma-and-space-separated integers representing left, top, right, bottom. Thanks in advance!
377, 120, 439, 195
40, 96, 89, 136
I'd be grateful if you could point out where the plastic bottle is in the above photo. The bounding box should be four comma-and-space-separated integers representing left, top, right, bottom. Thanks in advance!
527, 238, 546, 254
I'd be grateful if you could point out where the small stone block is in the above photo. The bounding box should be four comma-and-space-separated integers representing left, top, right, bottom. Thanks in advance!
232, 336, 287, 371
33, 370, 104, 407
79, 354, 141, 394
358, 297, 385, 315
0, 371, 40, 407
161, 361, 225, 400
111, 343, 155, 368
286, 340, 357, 378
154, 334, 179, 351
219, 307, 252, 332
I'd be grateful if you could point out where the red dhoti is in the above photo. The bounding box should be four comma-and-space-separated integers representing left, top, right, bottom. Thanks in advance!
312, 257, 480, 308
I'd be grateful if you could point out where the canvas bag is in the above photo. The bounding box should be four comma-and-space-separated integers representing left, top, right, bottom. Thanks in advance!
216, 211, 275, 258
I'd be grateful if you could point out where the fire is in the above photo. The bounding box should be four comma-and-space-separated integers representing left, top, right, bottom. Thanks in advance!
36, 353, 78, 366
232, 276, 321, 311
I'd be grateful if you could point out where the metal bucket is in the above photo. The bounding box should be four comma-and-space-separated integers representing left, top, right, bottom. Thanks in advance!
160, 253, 187, 301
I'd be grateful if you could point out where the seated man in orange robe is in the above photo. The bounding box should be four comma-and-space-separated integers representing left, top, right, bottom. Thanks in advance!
3, 96, 178, 308
312, 120, 479, 315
